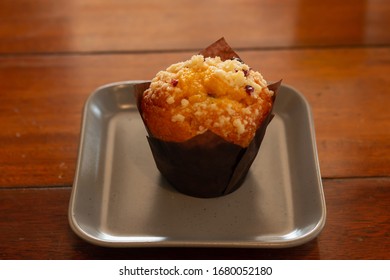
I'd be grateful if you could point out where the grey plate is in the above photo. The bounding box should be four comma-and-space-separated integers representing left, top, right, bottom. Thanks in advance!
69, 81, 326, 248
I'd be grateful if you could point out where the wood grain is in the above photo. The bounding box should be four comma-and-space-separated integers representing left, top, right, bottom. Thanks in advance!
1, 47, 389, 187
0, 178, 388, 259
1, 0, 389, 54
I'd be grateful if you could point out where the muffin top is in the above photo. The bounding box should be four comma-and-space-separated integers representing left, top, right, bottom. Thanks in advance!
141, 54, 274, 147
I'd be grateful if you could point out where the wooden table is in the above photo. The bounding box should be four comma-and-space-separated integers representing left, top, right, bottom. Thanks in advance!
1, 0, 389, 259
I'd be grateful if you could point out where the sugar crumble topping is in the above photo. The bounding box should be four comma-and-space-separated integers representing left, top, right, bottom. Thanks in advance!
181, 98, 189, 107
233, 119, 245, 134
171, 114, 185, 122
166, 96, 175, 104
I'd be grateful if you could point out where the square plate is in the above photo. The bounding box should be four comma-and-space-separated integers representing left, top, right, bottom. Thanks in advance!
69, 81, 326, 248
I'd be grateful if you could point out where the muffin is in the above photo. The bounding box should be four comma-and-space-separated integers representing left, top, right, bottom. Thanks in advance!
142, 55, 274, 148
135, 38, 280, 198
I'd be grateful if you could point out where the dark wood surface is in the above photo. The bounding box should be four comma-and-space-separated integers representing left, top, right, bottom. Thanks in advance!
0, 0, 389, 259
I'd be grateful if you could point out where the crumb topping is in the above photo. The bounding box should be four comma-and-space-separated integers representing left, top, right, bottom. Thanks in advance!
166, 96, 175, 104
171, 114, 185, 122
181, 98, 189, 107
233, 119, 245, 134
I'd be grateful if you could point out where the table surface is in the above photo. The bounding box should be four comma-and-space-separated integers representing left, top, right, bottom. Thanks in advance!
1, 0, 389, 260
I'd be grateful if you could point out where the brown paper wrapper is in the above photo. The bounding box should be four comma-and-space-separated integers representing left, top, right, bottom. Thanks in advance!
134, 38, 281, 198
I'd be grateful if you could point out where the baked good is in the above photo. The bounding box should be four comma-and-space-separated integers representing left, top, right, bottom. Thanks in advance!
135, 38, 280, 198
141, 55, 274, 147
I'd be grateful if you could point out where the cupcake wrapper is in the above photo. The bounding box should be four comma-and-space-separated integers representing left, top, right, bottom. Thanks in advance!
134, 38, 281, 198
199, 37, 241, 61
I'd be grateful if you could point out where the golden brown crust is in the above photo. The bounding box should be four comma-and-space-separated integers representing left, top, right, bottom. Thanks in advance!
141, 55, 274, 147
